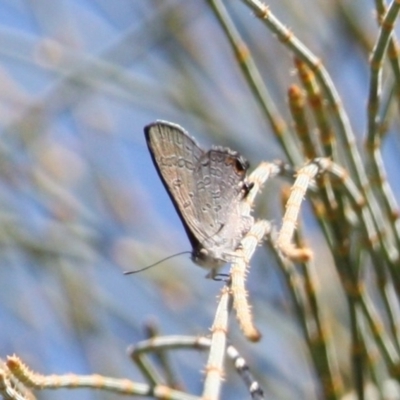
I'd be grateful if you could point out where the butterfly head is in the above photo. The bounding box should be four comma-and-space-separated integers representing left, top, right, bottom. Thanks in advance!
191, 246, 223, 266
191, 245, 231, 271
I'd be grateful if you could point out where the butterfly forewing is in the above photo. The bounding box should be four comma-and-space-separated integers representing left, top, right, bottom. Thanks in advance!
145, 121, 205, 249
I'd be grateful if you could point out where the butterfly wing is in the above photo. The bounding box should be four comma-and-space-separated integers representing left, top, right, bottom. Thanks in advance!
144, 121, 206, 251
145, 121, 253, 269
192, 146, 253, 262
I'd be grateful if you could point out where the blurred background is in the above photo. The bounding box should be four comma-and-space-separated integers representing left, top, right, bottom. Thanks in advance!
0, 1, 392, 399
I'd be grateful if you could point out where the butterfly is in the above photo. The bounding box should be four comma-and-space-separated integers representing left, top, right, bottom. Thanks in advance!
145, 120, 254, 275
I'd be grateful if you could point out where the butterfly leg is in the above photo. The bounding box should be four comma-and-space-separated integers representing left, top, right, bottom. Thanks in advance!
212, 273, 231, 282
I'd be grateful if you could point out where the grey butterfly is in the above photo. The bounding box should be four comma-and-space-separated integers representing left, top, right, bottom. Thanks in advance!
145, 120, 254, 275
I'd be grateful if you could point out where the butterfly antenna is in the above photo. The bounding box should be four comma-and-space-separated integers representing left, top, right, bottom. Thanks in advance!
123, 251, 191, 275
